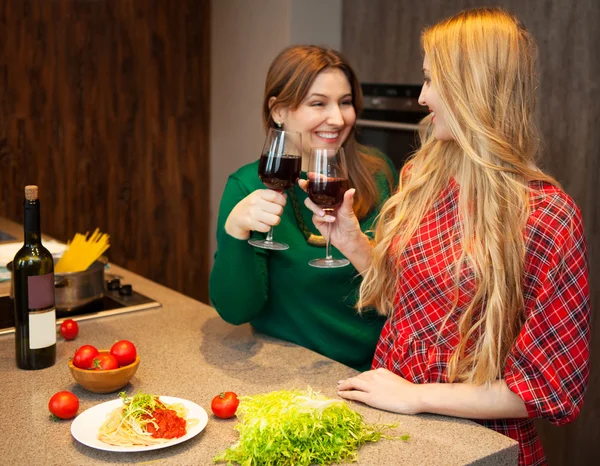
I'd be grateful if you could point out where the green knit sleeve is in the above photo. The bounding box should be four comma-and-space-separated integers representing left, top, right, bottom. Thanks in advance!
209, 173, 269, 325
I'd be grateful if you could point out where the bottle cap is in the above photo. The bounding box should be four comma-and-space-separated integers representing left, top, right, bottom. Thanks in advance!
24, 185, 39, 201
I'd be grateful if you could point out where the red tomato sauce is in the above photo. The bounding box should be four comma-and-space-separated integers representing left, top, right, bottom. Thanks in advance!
145, 408, 187, 439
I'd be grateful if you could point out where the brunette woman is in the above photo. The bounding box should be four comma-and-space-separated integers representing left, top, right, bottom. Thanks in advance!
209, 45, 397, 371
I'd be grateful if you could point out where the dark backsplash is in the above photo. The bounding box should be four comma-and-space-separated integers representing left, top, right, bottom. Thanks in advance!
0, 0, 211, 303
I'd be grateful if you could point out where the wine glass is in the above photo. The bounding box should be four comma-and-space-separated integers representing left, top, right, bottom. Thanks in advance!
248, 128, 302, 250
306, 147, 350, 268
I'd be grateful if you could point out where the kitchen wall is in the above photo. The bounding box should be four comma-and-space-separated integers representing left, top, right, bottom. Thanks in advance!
342, 0, 600, 464
209, 0, 342, 266
0, 0, 211, 302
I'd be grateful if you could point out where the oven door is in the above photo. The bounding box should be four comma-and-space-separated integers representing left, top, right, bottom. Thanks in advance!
356, 83, 427, 172
356, 119, 422, 172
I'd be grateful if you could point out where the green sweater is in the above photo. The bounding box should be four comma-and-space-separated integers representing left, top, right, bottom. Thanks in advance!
209, 153, 397, 371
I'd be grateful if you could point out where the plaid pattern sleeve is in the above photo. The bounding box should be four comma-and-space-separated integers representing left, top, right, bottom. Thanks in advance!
371, 180, 590, 466
504, 184, 591, 423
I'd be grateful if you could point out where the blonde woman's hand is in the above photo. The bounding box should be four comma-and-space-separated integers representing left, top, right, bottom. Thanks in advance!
225, 189, 287, 240
337, 368, 423, 415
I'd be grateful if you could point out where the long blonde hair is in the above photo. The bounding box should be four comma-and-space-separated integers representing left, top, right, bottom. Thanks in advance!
263, 45, 395, 219
358, 8, 558, 384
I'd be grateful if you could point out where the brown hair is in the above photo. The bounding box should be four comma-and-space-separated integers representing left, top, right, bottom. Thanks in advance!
262, 45, 395, 219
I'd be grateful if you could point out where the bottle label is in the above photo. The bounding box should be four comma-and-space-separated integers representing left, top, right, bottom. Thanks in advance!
29, 308, 57, 349
27, 273, 55, 309
27, 273, 56, 349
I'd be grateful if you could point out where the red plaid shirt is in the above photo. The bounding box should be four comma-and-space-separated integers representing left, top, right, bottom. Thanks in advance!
372, 179, 590, 466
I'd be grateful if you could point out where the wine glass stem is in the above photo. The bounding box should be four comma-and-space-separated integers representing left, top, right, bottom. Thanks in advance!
325, 221, 332, 260
265, 226, 274, 243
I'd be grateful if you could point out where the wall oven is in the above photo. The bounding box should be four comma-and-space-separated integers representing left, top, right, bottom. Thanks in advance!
356, 84, 428, 171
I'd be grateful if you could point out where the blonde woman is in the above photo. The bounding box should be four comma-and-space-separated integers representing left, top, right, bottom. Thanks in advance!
303, 8, 590, 465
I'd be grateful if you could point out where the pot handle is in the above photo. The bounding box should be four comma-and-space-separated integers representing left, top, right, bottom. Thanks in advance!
55, 278, 72, 289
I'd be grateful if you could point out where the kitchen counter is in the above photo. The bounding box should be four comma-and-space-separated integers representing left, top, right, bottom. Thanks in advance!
0, 218, 518, 465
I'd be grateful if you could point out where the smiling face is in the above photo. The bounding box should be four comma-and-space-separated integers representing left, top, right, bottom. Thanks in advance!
271, 68, 356, 164
418, 55, 453, 141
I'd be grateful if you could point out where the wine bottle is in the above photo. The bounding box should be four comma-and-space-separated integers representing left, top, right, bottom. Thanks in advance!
13, 185, 56, 370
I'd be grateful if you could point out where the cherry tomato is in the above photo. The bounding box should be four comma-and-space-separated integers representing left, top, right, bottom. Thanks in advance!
48, 391, 79, 420
211, 392, 239, 419
72, 344, 99, 369
92, 353, 119, 370
110, 340, 137, 367
59, 319, 79, 341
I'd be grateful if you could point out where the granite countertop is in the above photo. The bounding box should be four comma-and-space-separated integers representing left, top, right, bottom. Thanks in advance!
0, 218, 518, 465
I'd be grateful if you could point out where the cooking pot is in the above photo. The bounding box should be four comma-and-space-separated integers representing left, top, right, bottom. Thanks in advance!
7, 258, 106, 311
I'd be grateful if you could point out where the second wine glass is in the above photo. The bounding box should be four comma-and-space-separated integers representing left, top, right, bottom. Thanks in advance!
306, 147, 350, 268
248, 128, 302, 251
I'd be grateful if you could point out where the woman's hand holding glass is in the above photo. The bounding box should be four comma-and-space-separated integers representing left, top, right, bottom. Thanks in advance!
225, 189, 287, 240
247, 128, 302, 250
301, 186, 359, 248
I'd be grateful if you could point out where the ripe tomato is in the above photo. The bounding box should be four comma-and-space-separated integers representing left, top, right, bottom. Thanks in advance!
110, 340, 137, 367
211, 392, 239, 419
72, 344, 99, 369
59, 319, 79, 340
48, 391, 79, 420
92, 353, 119, 370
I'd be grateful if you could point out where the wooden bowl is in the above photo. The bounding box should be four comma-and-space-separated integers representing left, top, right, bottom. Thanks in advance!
68, 351, 140, 393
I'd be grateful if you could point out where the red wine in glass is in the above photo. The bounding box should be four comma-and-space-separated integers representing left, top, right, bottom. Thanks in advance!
258, 153, 302, 191
307, 147, 350, 268
248, 128, 302, 251
307, 177, 349, 209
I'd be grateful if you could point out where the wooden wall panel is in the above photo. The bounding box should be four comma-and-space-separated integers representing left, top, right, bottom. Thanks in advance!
342, 1, 599, 464
0, 0, 211, 302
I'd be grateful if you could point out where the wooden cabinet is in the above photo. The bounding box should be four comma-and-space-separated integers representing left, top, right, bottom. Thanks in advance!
0, 0, 211, 302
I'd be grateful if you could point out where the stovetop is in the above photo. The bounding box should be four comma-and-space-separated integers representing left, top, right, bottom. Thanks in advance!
0, 280, 161, 335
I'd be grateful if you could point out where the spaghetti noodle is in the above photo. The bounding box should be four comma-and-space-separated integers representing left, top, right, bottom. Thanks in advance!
55, 228, 110, 273
97, 392, 198, 447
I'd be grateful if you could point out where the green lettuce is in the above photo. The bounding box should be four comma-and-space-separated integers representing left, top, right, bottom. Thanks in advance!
214, 388, 407, 466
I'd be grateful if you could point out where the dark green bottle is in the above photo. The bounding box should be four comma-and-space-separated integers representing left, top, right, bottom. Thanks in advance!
13, 185, 56, 370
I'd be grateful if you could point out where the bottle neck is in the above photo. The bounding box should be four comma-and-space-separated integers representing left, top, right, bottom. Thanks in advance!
23, 199, 42, 246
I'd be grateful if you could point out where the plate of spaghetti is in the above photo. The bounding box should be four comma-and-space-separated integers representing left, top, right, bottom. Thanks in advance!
71, 392, 208, 452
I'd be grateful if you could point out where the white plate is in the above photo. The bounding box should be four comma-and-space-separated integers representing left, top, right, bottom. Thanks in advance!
71, 396, 208, 452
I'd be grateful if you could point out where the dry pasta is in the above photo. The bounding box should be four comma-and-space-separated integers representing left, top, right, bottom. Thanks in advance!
55, 228, 110, 273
